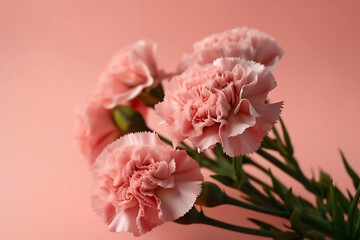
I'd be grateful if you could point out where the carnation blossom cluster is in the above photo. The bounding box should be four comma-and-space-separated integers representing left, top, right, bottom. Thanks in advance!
156, 58, 282, 156
75, 27, 283, 236
92, 132, 203, 236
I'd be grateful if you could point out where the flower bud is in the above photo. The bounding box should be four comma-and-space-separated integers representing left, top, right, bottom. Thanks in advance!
112, 105, 150, 134
195, 182, 225, 207
174, 207, 202, 225
138, 84, 164, 107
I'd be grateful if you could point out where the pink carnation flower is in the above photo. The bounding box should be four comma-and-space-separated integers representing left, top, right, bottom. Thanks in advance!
178, 27, 283, 73
156, 58, 282, 157
74, 95, 121, 164
91, 132, 203, 236
96, 40, 161, 109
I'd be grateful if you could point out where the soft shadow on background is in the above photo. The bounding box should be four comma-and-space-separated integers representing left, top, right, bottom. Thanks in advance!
1, 1, 360, 239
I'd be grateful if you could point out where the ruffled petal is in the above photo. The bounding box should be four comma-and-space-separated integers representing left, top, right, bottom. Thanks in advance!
156, 180, 202, 221
108, 207, 139, 235
91, 132, 203, 236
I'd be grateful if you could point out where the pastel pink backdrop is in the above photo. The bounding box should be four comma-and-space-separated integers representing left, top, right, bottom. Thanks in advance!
1, 1, 360, 239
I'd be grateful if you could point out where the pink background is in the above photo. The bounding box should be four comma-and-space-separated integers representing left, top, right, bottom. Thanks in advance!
1, 1, 360, 239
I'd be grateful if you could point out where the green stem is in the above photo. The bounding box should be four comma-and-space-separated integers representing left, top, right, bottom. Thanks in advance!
347, 184, 360, 239
179, 141, 194, 151
257, 148, 319, 194
158, 134, 173, 146
158, 134, 220, 173
242, 181, 286, 210
223, 194, 289, 218
257, 148, 294, 176
284, 154, 301, 171
200, 213, 273, 238
243, 156, 269, 174
246, 172, 273, 190
297, 210, 336, 238
271, 126, 282, 142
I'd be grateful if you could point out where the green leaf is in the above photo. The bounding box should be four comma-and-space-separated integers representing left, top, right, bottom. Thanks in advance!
334, 187, 350, 213
237, 173, 248, 190
242, 191, 277, 209
210, 175, 236, 188
271, 125, 282, 142
319, 170, 331, 196
269, 170, 288, 200
248, 218, 280, 231
213, 143, 232, 163
312, 170, 332, 198
297, 196, 315, 209
243, 195, 263, 206
290, 210, 305, 235
304, 231, 325, 240
263, 186, 277, 201
273, 231, 302, 240
340, 150, 360, 189
347, 189, 354, 201
319, 171, 331, 187
279, 117, 294, 155
347, 185, 360, 239
353, 214, 360, 240
232, 156, 243, 180
261, 135, 279, 151
209, 143, 234, 176
186, 149, 224, 175
297, 209, 334, 238
327, 182, 346, 237
185, 149, 203, 165
285, 188, 294, 211
316, 197, 328, 219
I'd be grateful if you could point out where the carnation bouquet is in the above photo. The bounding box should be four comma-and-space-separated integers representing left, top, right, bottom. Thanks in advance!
75, 27, 360, 240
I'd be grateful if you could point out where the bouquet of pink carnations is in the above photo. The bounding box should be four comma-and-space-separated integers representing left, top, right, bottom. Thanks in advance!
75, 27, 360, 240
